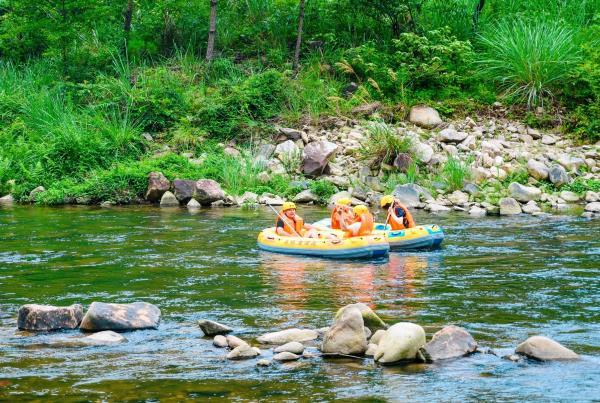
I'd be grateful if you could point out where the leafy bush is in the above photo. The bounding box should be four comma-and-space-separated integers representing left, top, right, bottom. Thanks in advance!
359, 122, 412, 167
478, 18, 582, 107
309, 179, 337, 203
561, 178, 600, 194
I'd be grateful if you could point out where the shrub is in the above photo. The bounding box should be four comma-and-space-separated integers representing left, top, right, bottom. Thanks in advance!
309, 179, 337, 203
359, 122, 412, 167
477, 18, 582, 107
441, 156, 471, 191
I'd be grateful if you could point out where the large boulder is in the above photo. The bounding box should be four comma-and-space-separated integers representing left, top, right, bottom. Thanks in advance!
257, 328, 319, 344
370, 329, 387, 345
159, 191, 179, 207
302, 140, 338, 176
335, 303, 387, 332
194, 179, 225, 205
499, 197, 522, 215
17, 304, 83, 331
515, 336, 579, 361
423, 325, 477, 361
527, 160, 549, 181
172, 179, 197, 204
198, 319, 232, 336
80, 302, 161, 331
145, 172, 171, 202
374, 322, 426, 364
548, 165, 570, 187
439, 128, 468, 143
321, 307, 368, 355
409, 106, 442, 128
392, 184, 420, 207
508, 182, 541, 202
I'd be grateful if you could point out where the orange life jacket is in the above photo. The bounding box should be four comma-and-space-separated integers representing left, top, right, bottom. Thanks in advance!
330, 205, 350, 230
276, 214, 304, 236
354, 212, 374, 236
388, 202, 416, 230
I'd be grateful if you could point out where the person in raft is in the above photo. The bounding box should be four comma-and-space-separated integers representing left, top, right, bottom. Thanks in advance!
341, 205, 374, 237
276, 202, 319, 238
380, 195, 416, 230
330, 197, 353, 230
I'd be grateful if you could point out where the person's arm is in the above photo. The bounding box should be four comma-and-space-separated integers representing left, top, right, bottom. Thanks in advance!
275, 218, 290, 236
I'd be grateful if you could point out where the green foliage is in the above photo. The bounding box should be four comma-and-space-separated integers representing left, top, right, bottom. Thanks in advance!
561, 178, 600, 194
441, 156, 471, 191
477, 18, 582, 107
359, 122, 412, 166
309, 179, 337, 203
503, 168, 529, 186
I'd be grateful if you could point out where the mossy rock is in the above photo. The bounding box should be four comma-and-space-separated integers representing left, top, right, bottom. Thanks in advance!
335, 303, 387, 332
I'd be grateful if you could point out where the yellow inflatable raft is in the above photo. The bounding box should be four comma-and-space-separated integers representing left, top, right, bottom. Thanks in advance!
257, 228, 389, 259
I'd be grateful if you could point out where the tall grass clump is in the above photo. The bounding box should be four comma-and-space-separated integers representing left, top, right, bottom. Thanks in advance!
441, 156, 471, 191
359, 122, 412, 167
477, 18, 582, 107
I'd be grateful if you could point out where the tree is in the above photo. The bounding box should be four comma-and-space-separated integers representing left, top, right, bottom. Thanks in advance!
355, 0, 420, 38
292, 0, 306, 74
206, 0, 217, 62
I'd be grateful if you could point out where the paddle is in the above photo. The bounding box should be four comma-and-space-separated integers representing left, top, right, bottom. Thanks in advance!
265, 203, 303, 238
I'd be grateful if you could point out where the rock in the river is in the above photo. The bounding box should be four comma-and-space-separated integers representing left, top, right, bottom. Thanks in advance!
527, 160, 549, 181
499, 197, 522, 215
321, 307, 368, 355
439, 128, 468, 143
365, 343, 378, 356
448, 190, 469, 205
548, 165, 570, 187
335, 303, 387, 332
522, 200, 541, 214
172, 179, 197, 203
274, 342, 305, 354
273, 352, 301, 361
508, 182, 541, 202
302, 140, 338, 176
257, 359, 272, 366
160, 191, 179, 207
226, 335, 248, 349
227, 344, 260, 360
198, 320, 232, 336
17, 304, 84, 331
559, 191, 580, 203
193, 179, 225, 205
423, 325, 477, 361
584, 202, 600, 212
515, 336, 579, 361
257, 328, 319, 344
213, 335, 228, 348
293, 189, 319, 203
145, 172, 171, 202
370, 329, 387, 345
469, 206, 487, 217
258, 193, 284, 206
374, 322, 426, 364
0, 194, 14, 205
409, 106, 442, 128
187, 199, 201, 209
29, 186, 45, 200
80, 302, 161, 331
392, 184, 420, 207
83, 330, 128, 345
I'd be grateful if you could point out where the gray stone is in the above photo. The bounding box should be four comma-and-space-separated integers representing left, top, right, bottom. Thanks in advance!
448, 190, 469, 205
413, 142, 434, 163
335, 303, 387, 332
393, 153, 413, 172
273, 351, 301, 361
527, 159, 549, 181
469, 206, 487, 216
172, 179, 197, 203
17, 304, 83, 331
559, 191, 580, 203
584, 202, 600, 212
365, 343, 378, 357
423, 325, 477, 361
557, 154, 585, 172
439, 128, 468, 143
239, 191, 258, 204
409, 106, 442, 128
548, 165, 570, 187
585, 191, 599, 202
227, 344, 260, 360
258, 193, 284, 205
194, 179, 225, 205
80, 301, 161, 331
187, 199, 201, 209
370, 329, 387, 345
374, 322, 426, 364
145, 172, 170, 202
274, 140, 299, 160
499, 197, 522, 215
278, 127, 304, 141
226, 335, 248, 349
508, 182, 541, 202
0, 194, 14, 205
392, 184, 420, 208
463, 183, 480, 196
274, 341, 305, 354
29, 186, 46, 200
257, 328, 319, 344
293, 189, 319, 203
321, 307, 368, 355
541, 135, 556, 145
198, 319, 232, 336
213, 335, 228, 348
83, 330, 127, 345
515, 336, 579, 361
257, 359, 272, 366
160, 191, 179, 207
426, 203, 451, 213
302, 140, 338, 176
522, 200, 541, 214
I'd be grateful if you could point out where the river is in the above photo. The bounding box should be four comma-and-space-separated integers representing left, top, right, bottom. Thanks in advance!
0, 205, 599, 401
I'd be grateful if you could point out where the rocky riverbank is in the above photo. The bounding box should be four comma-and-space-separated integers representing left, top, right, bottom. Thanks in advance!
14, 301, 580, 366
1, 105, 598, 219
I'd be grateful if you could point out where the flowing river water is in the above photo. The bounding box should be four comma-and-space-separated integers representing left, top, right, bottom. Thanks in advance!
0, 205, 599, 401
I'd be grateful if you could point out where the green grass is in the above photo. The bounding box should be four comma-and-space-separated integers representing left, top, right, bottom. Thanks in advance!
359, 122, 413, 167
440, 156, 471, 191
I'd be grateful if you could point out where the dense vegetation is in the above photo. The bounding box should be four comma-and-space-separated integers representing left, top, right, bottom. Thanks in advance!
0, 0, 598, 203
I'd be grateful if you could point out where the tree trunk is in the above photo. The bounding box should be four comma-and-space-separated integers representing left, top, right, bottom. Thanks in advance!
206, 0, 218, 62
292, 0, 305, 75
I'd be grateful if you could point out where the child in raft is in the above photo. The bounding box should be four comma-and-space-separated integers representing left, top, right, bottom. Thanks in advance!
340, 205, 374, 237
380, 195, 416, 230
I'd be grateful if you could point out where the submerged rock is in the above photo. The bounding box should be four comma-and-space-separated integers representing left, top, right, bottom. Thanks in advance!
335, 303, 387, 332
83, 330, 128, 345
515, 336, 579, 361
227, 344, 260, 360
0, 194, 14, 205
585, 202, 600, 212
423, 325, 477, 361
273, 351, 301, 361
198, 320, 232, 336
321, 307, 368, 355
17, 304, 83, 331
226, 335, 248, 349
256, 359, 272, 366
187, 199, 201, 209
257, 328, 319, 344
374, 322, 426, 364
80, 302, 161, 331
273, 341, 305, 354
213, 335, 228, 348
